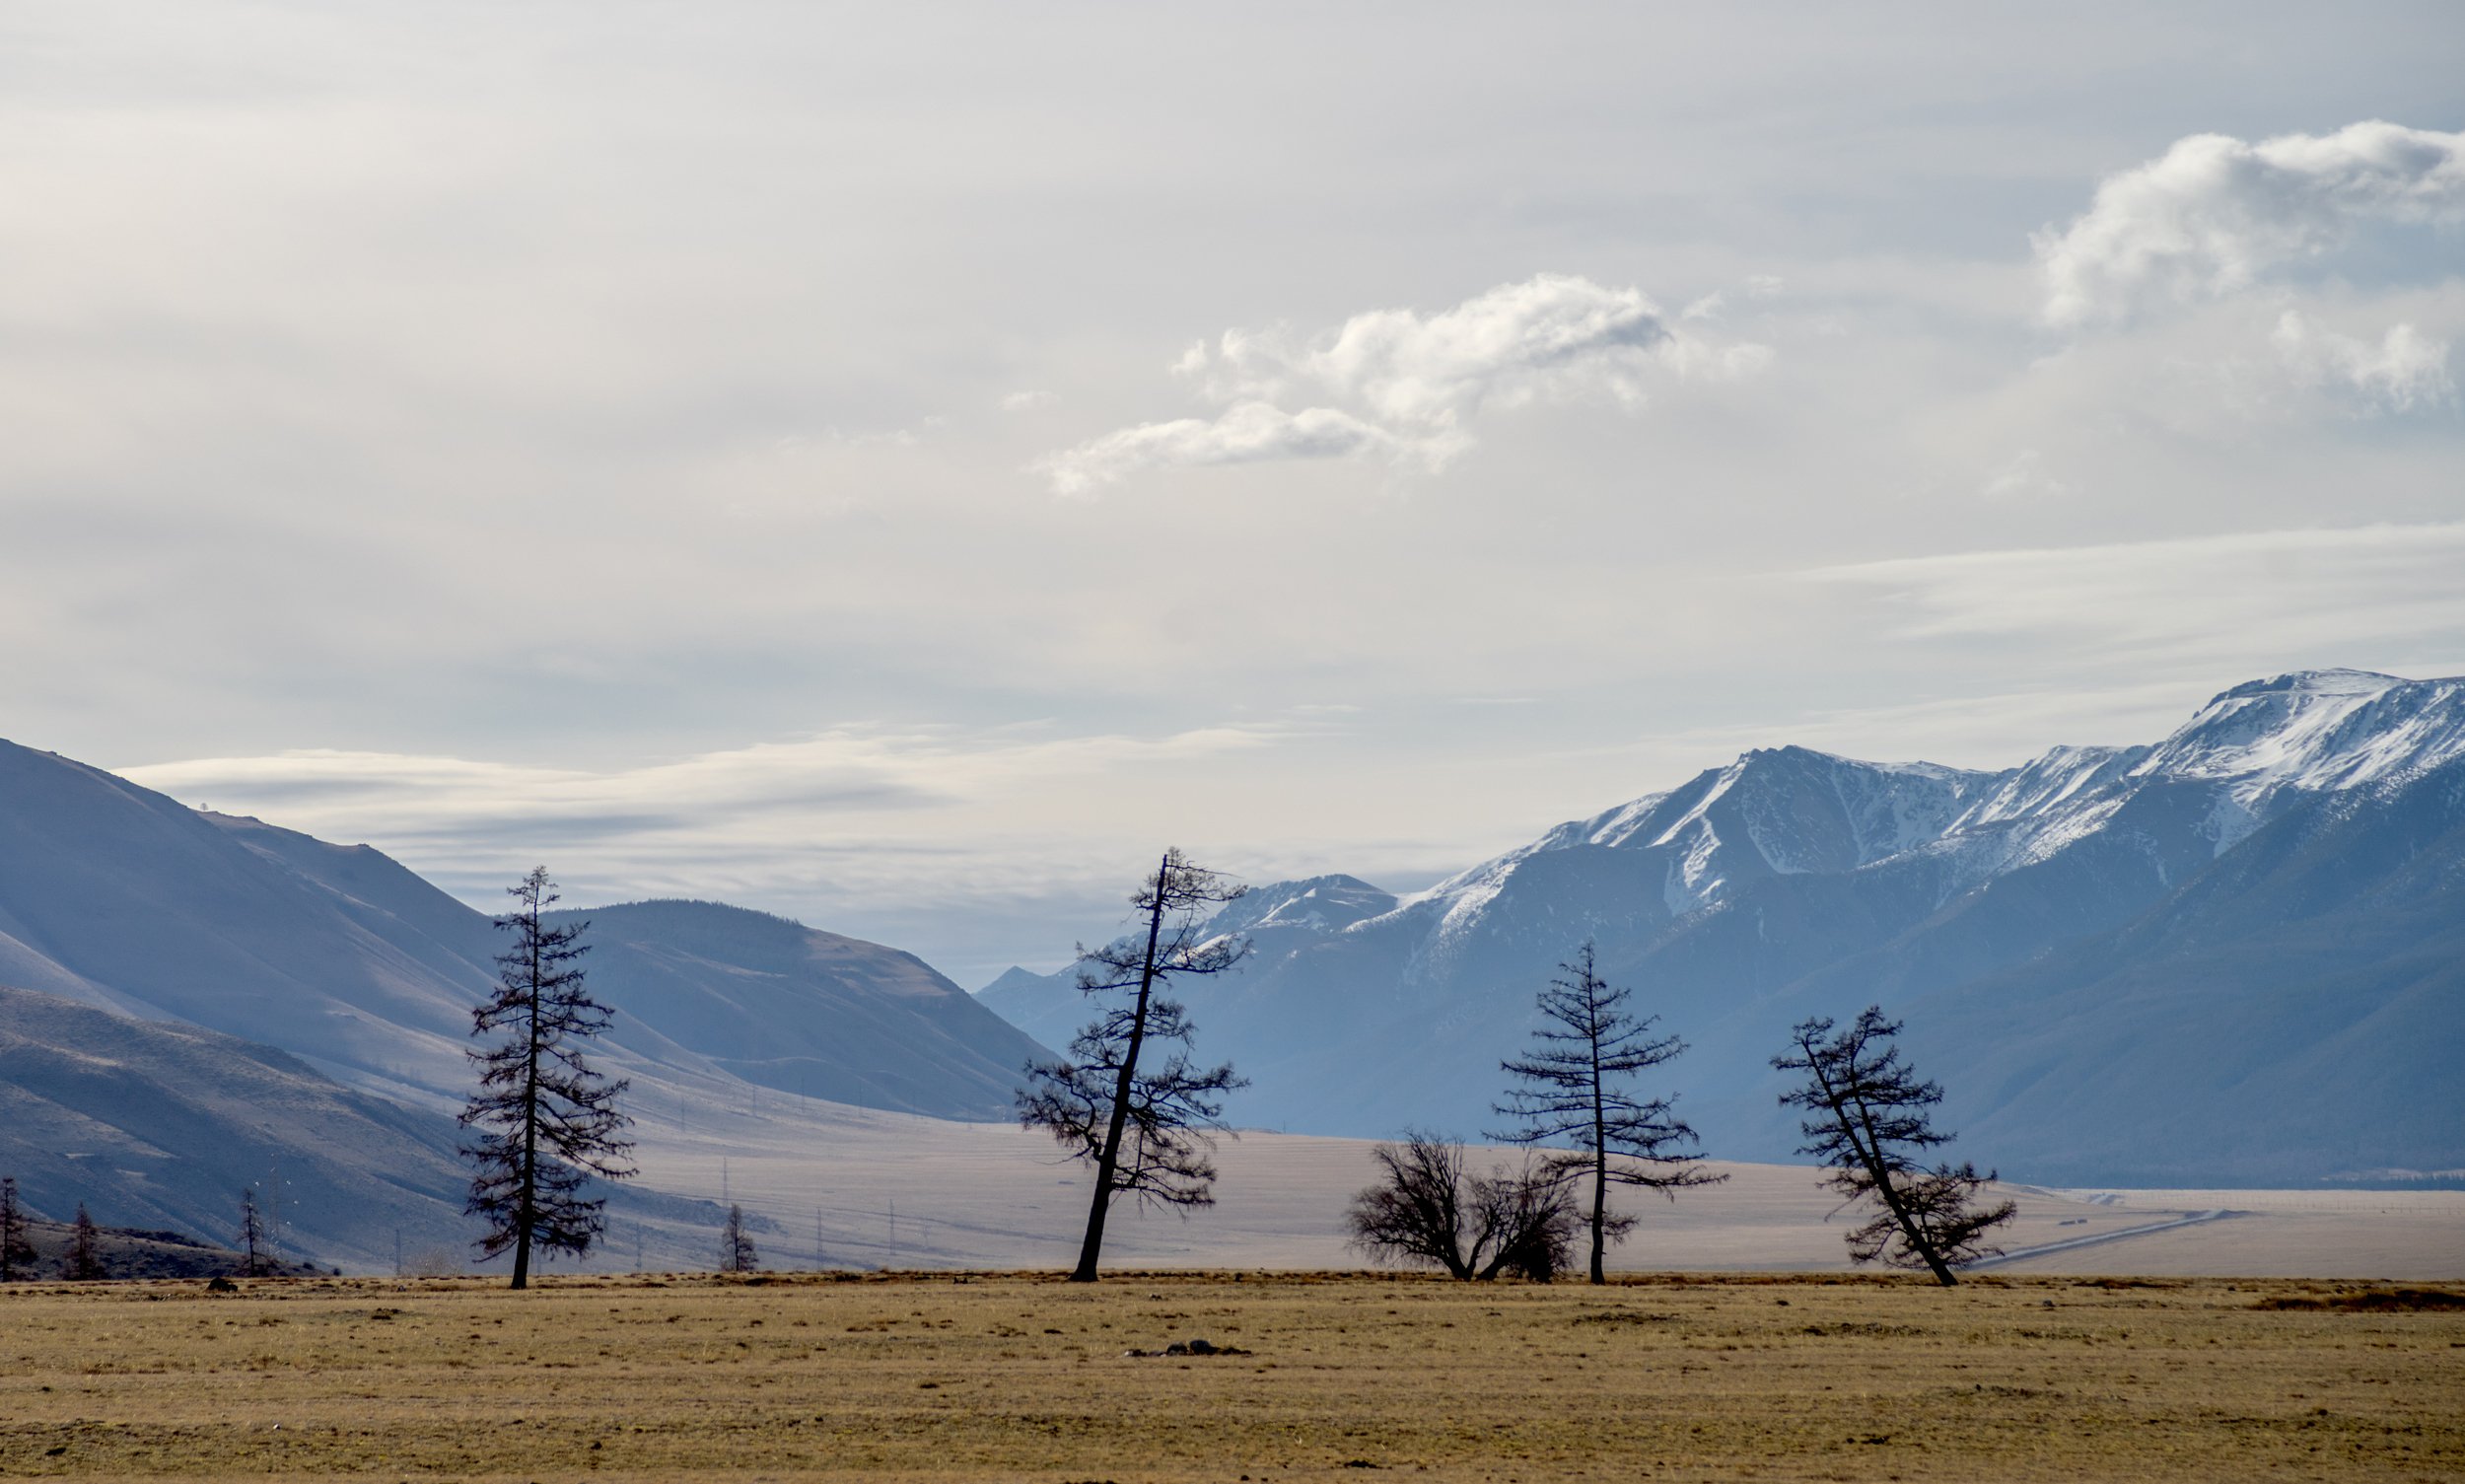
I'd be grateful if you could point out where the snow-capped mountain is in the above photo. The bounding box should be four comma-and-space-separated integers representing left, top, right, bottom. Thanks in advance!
983, 670, 2465, 1184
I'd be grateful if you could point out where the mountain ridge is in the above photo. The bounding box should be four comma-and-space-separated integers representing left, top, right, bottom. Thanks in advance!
0, 738, 1051, 1121
982, 669, 2465, 1183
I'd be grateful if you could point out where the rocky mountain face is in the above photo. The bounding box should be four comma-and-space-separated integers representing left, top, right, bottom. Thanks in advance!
982, 671, 2465, 1184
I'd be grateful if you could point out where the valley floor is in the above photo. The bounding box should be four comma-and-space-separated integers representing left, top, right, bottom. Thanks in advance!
0, 1272, 2457, 1481
614, 1094, 2465, 1279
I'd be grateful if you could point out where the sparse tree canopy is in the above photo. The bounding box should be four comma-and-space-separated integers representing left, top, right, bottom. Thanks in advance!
1345, 1132, 1580, 1282
460, 867, 635, 1290
68, 1202, 105, 1281
1774, 1008, 2015, 1286
720, 1204, 758, 1273
1019, 848, 1251, 1283
236, 1187, 270, 1278
1492, 942, 1724, 1284
0, 1177, 35, 1282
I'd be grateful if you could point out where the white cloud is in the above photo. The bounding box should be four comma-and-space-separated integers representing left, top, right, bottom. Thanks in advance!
2037, 121, 2465, 328
1038, 273, 1766, 493
1033, 401, 1413, 498
2271, 311, 2454, 410
999, 389, 1056, 412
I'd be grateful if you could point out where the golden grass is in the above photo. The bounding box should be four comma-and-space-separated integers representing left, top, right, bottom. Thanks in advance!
1, 1271, 2458, 1481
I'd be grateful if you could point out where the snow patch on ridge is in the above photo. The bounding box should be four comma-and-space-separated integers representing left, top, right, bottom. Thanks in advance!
1298, 670, 2465, 969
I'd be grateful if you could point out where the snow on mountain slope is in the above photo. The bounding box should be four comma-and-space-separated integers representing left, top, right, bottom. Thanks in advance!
1406, 671, 2465, 958
2129, 670, 2465, 851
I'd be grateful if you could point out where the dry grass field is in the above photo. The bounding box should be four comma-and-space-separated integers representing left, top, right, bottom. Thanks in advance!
2, 1271, 2459, 1482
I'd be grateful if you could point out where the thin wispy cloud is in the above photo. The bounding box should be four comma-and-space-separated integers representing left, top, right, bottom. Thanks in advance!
1036, 274, 1769, 494
1801, 523, 2465, 666
1038, 402, 1407, 498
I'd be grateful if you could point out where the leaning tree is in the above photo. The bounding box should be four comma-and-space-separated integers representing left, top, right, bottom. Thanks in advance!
1492, 942, 1725, 1283
460, 867, 634, 1289
1019, 848, 1250, 1282
1774, 1007, 2014, 1286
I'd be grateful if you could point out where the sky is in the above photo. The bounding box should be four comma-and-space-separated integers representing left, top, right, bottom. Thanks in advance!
5, 2, 2463, 985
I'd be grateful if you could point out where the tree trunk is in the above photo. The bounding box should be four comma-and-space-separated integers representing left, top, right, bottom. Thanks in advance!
1588, 1042, 1608, 1285
512, 910, 544, 1292
1846, 1095, 1956, 1287
1070, 854, 1168, 1283
1804, 1032, 1957, 1287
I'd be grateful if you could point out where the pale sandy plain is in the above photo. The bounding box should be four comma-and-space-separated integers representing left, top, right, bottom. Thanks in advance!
608, 1085, 2465, 1279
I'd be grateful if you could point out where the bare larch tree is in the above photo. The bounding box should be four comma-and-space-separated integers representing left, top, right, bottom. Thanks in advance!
720, 1204, 758, 1273
68, 1202, 104, 1281
460, 867, 635, 1290
1492, 942, 1726, 1284
0, 1177, 34, 1281
1019, 848, 1250, 1282
1774, 1007, 2015, 1286
236, 1187, 269, 1277
1345, 1132, 1581, 1281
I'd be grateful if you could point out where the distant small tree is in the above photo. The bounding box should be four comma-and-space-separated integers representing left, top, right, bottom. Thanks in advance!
1019, 849, 1251, 1283
1774, 1008, 2015, 1286
460, 867, 635, 1290
236, 1187, 269, 1277
1345, 1132, 1581, 1282
0, 1177, 35, 1281
1493, 943, 1726, 1284
68, 1203, 105, 1281
720, 1204, 758, 1273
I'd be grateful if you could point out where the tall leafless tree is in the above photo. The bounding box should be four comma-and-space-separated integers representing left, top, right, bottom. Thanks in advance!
1774, 1008, 2015, 1286
67, 1202, 104, 1281
460, 867, 635, 1290
236, 1187, 270, 1277
0, 1177, 34, 1281
1345, 1132, 1581, 1282
1019, 849, 1250, 1282
720, 1204, 758, 1273
1492, 942, 1725, 1283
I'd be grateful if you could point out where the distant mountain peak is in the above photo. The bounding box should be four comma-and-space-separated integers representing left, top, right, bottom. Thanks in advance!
2142, 671, 2465, 842
2217, 668, 2411, 700
1208, 874, 1399, 936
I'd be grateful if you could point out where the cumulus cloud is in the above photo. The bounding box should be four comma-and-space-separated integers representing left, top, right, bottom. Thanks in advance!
1038, 273, 1766, 493
2037, 120, 2465, 328
2271, 311, 2454, 410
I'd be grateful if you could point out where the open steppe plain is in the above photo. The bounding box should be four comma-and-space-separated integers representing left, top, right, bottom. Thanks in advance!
1, 1271, 2458, 1482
